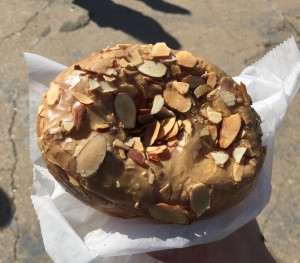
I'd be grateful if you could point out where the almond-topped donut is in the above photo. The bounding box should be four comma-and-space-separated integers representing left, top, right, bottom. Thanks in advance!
36, 43, 265, 224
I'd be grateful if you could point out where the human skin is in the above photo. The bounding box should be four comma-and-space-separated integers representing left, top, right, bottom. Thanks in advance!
148, 219, 277, 263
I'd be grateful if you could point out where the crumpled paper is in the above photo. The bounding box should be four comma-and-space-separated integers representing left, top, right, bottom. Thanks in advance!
26, 37, 300, 263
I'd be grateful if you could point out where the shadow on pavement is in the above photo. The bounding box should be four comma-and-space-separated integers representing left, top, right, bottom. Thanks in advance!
73, 0, 188, 49
138, 0, 190, 14
0, 187, 13, 228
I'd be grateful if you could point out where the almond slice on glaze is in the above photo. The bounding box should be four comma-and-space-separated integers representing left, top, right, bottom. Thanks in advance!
218, 90, 236, 106
72, 91, 93, 105
219, 113, 241, 148
175, 51, 197, 68
76, 134, 106, 178
210, 151, 229, 166
233, 146, 247, 163
157, 117, 176, 140
98, 81, 117, 93
207, 106, 222, 124
143, 121, 161, 147
89, 79, 101, 90
47, 83, 61, 106
194, 84, 212, 98
150, 42, 170, 57
163, 89, 192, 113
171, 81, 189, 94
114, 93, 136, 129
138, 60, 167, 77
190, 183, 210, 217
151, 95, 165, 114
149, 203, 189, 224
113, 139, 130, 150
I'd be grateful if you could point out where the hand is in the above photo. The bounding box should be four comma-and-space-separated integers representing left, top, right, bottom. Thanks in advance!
148, 219, 277, 263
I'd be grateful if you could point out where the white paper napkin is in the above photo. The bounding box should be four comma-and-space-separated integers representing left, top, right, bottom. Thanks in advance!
26, 37, 300, 263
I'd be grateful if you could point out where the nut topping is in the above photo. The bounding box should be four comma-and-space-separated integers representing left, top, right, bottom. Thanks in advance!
138, 60, 167, 77
175, 51, 197, 68
76, 134, 106, 178
170, 81, 189, 95
151, 94, 165, 114
143, 121, 161, 147
233, 146, 247, 163
211, 151, 229, 166
219, 90, 236, 106
163, 88, 192, 113
72, 92, 93, 105
219, 113, 241, 148
114, 93, 136, 129
207, 106, 222, 124
150, 42, 170, 57
190, 183, 210, 217
47, 83, 60, 106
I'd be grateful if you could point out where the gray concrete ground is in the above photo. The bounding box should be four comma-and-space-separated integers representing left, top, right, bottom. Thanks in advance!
0, 0, 299, 262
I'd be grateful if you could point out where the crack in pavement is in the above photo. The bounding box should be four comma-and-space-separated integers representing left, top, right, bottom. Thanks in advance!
0, 0, 53, 45
8, 88, 19, 261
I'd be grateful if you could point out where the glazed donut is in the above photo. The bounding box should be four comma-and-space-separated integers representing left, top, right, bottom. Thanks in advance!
36, 43, 264, 224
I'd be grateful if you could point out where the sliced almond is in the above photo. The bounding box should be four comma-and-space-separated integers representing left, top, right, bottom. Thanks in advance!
209, 125, 218, 141
124, 137, 135, 147
190, 183, 210, 217
95, 123, 110, 132
38, 105, 45, 116
163, 88, 192, 113
199, 125, 210, 137
127, 49, 143, 66
149, 203, 189, 224
133, 137, 144, 152
72, 92, 93, 105
73, 104, 87, 130
194, 84, 212, 98
103, 75, 115, 82
165, 121, 179, 139
118, 148, 126, 159
143, 121, 161, 147
219, 113, 241, 148
167, 137, 178, 147
175, 51, 197, 68
98, 81, 117, 93
146, 145, 167, 155
219, 90, 236, 106
182, 120, 193, 135
89, 79, 101, 90
127, 149, 146, 167
233, 146, 247, 163
76, 134, 106, 178
237, 82, 251, 106
151, 95, 165, 114
150, 42, 170, 57
105, 68, 117, 76
157, 117, 176, 140
113, 139, 130, 150
233, 163, 244, 182
114, 93, 136, 129
138, 60, 167, 77
119, 58, 130, 68
212, 96, 231, 116
210, 151, 229, 166
171, 81, 189, 95
207, 106, 222, 124
207, 72, 217, 88
62, 121, 74, 132
47, 83, 60, 106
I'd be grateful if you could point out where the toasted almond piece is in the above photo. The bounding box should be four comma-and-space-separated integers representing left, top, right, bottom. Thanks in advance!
76, 134, 106, 178
171, 81, 189, 94
103, 75, 115, 82
113, 139, 130, 150
95, 123, 110, 132
210, 151, 229, 166
151, 95, 165, 114
163, 89, 192, 113
119, 58, 129, 67
149, 203, 189, 224
146, 145, 167, 154
118, 148, 126, 159
128, 49, 143, 66
150, 42, 170, 57
133, 137, 144, 152
219, 113, 241, 148
207, 106, 222, 124
127, 149, 146, 167
105, 68, 117, 75
194, 84, 212, 98
190, 183, 210, 217
157, 117, 176, 140
47, 83, 60, 106
143, 121, 161, 147
233, 163, 244, 182
89, 79, 101, 90
62, 121, 74, 132
98, 81, 117, 93
219, 90, 236, 106
38, 105, 44, 115
212, 96, 231, 116
72, 92, 93, 105
124, 137, 135, 147
209, 125, 218, 141
237, 82, 251, 105
207, 72, 217, 88
165, 121, 179, 139
138, 60, 167, 77
175, 51, 197, 68
68, 176, 80, 187
114, 93, 136, 129
167, 137, 178, 147
73, 104, 87, 130
233, 146, 247, 163
182, 120, 193, 135
199, 125, 210, 137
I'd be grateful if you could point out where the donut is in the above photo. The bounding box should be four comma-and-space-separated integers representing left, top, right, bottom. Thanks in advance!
36, 43, 265, 224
